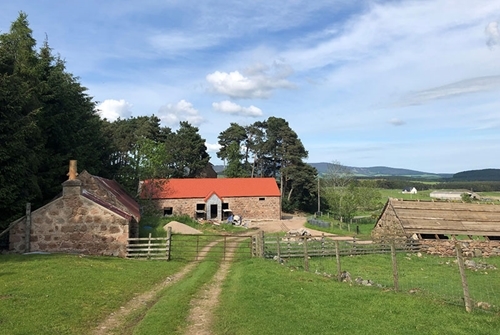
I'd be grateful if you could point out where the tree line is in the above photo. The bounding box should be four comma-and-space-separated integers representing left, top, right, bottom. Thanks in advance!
0, 13, 318, 230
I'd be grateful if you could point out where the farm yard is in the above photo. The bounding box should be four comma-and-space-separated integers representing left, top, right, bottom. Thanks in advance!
1, 250, 500, 334
2, 212, 500, 334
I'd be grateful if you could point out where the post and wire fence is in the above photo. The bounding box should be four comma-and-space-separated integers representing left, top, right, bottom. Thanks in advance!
261, 233, 500, 313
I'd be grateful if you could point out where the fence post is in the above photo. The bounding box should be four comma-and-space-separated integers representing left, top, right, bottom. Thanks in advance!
147, 233, 152, 259
166, 227, 172, 261
276, 234, 281, 261
455, 241, 472, 312
391, 240, 399, 291
335, 240, 342, 282
260, 230, 265, 258
321, 233, 325, 257
303, 236, 309, 272
25, 203, 31, 253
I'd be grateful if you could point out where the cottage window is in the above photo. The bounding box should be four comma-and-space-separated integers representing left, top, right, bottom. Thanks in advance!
195, 203, 206, 220
259, 197, 265, 201
163, 207, 173, 216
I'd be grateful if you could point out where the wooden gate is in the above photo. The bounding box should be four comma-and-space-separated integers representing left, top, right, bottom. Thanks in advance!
127, 233, 257, 261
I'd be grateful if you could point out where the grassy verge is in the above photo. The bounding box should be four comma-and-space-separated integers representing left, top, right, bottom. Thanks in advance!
305, 219, 374, 239
0, 254, 184, 335
214, 258, 500, 335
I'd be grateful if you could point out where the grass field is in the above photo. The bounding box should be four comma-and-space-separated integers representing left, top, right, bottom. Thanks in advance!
2, 253, 500, 334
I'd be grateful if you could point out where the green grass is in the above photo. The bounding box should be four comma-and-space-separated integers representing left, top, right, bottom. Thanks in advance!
121, 253, 222, 334
214, 257, 500, 335
0, 254, 185, 335
306, 217, 375, 239
2, 251, 500, 334
281, 253, 500, 310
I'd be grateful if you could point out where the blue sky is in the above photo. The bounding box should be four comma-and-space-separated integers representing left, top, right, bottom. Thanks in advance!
1, 0, 500, 173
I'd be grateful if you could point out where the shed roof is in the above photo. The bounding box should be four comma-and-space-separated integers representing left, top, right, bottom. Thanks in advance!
141, 178, 281, 199
381, 199, 500, 236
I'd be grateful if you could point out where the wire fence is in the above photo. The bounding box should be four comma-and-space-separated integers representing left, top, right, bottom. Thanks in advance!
262, 233, 500, 313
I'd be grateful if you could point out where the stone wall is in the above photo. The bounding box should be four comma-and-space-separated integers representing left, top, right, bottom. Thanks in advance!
419, 240, 500, 257
371, 204, 407, 241
10, 185, 131, 257
153, 195, 281, 221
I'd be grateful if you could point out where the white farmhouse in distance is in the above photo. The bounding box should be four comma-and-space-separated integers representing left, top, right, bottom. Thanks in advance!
402, 187, 417, 194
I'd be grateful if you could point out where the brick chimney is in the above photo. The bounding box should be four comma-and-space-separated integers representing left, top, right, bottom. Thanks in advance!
62, 160, 82, 197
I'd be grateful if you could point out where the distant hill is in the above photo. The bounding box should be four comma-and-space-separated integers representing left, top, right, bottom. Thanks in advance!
213, 163, 453, 179
453, 169, 500, 181
310, 163, 452, 178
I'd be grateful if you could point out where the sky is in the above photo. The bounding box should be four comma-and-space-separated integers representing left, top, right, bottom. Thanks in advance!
1, 0, 500, 174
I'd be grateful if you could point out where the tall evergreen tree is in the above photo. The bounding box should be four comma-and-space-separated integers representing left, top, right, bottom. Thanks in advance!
166, 121, 210, 178
35, 41, 113, 200
217, 123, 249, 177
0, 13, 43, 226
105, 115, 170, 193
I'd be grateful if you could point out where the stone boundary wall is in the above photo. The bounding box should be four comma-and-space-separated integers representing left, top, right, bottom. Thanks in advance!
153, 195, 281, 221
419, 240, 500, 258
10, 194, 131, 257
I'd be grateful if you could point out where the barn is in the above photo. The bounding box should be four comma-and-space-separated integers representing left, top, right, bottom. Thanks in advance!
430, 190, 480, 201
140, 178, 281, 221
372, 198, 500, 256
7, 161, 140, 257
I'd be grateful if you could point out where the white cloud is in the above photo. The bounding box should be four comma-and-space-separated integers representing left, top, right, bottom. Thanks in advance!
206, 61, 295, 99
205, 142, 221, 152
158, 99, 204, 126
96, 99, 133, 121
212, 100, 263, 117
397, 76, 500, 106
148, 31, 221, 55
486, 21, 500, 48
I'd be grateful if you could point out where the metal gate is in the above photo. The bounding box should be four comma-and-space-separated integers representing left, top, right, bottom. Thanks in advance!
127, 233, 258, 261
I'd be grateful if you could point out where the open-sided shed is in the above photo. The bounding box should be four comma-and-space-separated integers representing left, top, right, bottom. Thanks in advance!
372, 198, 500, 240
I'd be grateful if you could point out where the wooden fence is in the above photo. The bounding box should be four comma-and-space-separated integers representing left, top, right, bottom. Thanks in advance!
262, 234, 420, 260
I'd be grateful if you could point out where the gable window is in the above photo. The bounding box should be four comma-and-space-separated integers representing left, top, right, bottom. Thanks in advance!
163, 207, 173, 216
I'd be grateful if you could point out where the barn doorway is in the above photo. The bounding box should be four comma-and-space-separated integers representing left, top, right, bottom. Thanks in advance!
210, 204, 218, 220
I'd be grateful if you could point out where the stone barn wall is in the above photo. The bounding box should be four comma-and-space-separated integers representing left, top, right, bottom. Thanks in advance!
152, 195, 281, 221
371, 203, 407, 241
9, 180, 132, 257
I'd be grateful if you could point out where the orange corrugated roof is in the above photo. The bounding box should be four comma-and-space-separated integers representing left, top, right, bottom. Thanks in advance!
141, 178, 281, 199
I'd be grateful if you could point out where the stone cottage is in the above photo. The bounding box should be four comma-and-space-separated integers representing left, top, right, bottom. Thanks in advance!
140, 178, 281, 221
9, 161, 140, 257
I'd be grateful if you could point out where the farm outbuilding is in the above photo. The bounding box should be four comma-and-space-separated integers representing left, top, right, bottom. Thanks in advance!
372, 198, 500, 256
372, 198, 500, 240
140, 178, 281, 222
8, 162, 140, 257
430, 190, 480, 201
